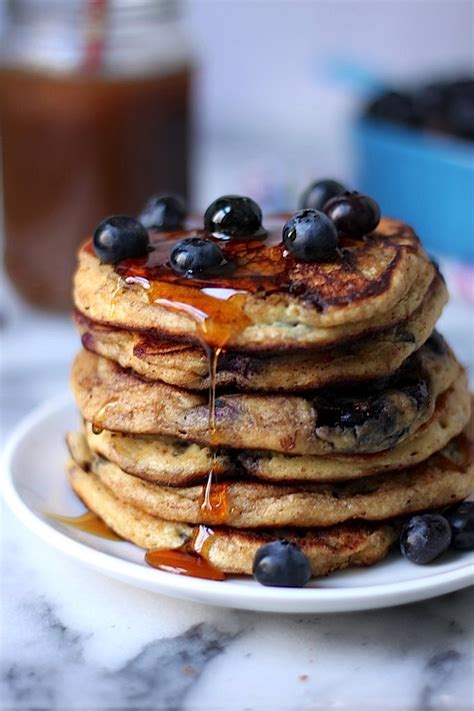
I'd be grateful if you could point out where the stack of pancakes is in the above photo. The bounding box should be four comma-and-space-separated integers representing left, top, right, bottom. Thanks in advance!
67, 216, 473, 579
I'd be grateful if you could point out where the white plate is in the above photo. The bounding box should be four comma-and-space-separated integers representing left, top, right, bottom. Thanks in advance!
2, 396, 473, 613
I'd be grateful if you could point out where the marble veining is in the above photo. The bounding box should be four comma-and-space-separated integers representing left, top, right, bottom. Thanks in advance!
102, 624, 239, 710
1, 269, 473, 711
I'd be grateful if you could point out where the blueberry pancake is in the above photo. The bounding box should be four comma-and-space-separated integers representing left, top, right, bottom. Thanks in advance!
67, 426, 474, 529
74, 217, 437, 351
66, 190, 474, 585
71, 341, 460, 455
67, 457, 398, 577
81, 369, 470, 485
75, 275, 446, 392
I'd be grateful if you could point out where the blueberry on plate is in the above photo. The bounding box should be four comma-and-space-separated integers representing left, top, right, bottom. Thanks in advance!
298, 179, 347, 211
204, 195, 263, 237
324, 192, 380, 238
445, 501, 474, 550
139, 194, 186, 231
170, 237, 226, 277
252, 539, 311, 587
400, 514, 452, 564
93, 215, 150, 264
282, 209, 338, 262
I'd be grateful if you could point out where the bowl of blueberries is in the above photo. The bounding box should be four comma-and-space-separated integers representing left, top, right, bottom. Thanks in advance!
355, 76, 474, 262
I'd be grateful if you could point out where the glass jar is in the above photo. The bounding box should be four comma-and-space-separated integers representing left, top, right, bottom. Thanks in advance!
1, 0, 193, 309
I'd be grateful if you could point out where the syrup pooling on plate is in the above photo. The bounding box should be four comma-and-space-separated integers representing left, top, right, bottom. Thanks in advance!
145, 547, 225, 581
145, 525, 224, 581
49, 511, 123, 540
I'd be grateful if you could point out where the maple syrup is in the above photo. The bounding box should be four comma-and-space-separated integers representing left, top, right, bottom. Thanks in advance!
145, 548, 224, 581
49, 511, 123, 540
2, 0, 193, 310
83, 216, 413, 333
92, 399, 118, 433
80, 219, 416, 581
112, 227, 271, 526
145, 525, 224, 581
199, 346, 231, 521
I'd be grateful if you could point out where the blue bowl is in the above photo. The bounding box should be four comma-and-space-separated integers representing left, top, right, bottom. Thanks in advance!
354, 118, 474, 262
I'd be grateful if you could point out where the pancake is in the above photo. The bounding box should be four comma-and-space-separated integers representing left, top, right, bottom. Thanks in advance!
67, 427, 474, 529
73, 217, 437, 351
82, 370, 470, 485
242, 372, 471, 482
67, 459, 398, 577
83, 421, 234, 484
71, 341, 460, 455
75, 275, 447, 391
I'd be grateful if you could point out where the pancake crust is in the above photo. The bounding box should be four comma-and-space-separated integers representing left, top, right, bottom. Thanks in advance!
76, 275, 447, 391
71, 342, 460, 455
83, 371, 470, 485
67, 428, 474, 529
67, 459, 398, 577
84, 424, 233, 485
73, 218, 436, 350
242, 373, 471, 482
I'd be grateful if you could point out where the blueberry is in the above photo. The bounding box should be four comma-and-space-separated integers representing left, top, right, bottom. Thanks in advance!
426, 330, 447, 355
170, 237, 226, 277
93, 215, 149, 264
299, 179, 347, 211
204, 195, 262, 237
445, 501, 474, 550
282, 209, 338, 262
139, 194, 186, 231
400, 514, 452, 564
252, 539, 311, 587
324, 192, 381, 238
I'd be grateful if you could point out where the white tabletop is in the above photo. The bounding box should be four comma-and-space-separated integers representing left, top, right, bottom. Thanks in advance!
1, 263, 473, 711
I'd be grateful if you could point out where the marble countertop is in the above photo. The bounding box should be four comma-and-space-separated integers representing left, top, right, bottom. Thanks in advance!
1, 268, 473, 711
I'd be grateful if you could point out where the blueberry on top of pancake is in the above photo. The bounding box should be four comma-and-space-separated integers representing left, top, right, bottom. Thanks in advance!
75, 211, 437, 350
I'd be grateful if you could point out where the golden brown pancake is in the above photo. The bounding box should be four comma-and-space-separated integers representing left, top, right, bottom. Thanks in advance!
66, 206, 473, 583
67, 427, 474, 529
84, 424, 234, 485
71, 341, 460, 455
73, 217, 436, 351
82, 370, 470, 485
75, 275, 447, 391
67, 459, 398, 577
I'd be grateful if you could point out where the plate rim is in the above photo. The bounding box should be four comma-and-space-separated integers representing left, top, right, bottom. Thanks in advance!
2, 395, 473, 613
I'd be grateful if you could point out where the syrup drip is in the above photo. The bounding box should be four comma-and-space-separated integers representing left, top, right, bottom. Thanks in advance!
136, 281, 235, 524
145, 525, 224, 581
147, 282, 251, 350
49, 511, 123, 540
84, 220, 416, 579
192, 524, 215, 555
200, 346, 230, 521
208, 346, 221, 437
92, 399, 118, 432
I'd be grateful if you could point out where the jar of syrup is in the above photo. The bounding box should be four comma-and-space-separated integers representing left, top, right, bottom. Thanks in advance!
0, 0, 193, 309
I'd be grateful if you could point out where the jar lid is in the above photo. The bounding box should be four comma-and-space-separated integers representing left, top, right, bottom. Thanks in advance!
3, 0, 189, 75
